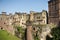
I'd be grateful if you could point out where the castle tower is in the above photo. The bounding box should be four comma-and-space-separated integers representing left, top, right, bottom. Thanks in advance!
48, 0, 60, 24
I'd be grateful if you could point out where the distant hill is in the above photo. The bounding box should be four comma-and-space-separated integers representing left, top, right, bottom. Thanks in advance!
0, 30, 20, 40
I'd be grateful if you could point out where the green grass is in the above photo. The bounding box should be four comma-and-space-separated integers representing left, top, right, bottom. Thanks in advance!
0, 30, 20, 40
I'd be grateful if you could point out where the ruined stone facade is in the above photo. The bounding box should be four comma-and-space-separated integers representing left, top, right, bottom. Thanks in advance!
48, 0, 60, 24
30, 10, 48, 24
0, 12, 14, 34
0, 10, 48, 34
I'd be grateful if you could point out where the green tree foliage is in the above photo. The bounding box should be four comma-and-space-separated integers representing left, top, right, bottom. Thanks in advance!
46, 27, 60, 40
14, 26, 25, 40
17, 27, 24, 34
51, 27, 60, 40
33, 32, 40, 40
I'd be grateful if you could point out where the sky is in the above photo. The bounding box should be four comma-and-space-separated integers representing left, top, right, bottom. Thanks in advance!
0, 0, 49, 14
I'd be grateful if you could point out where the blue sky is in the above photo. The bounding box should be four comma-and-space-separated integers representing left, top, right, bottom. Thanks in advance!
0, 0, 48, 14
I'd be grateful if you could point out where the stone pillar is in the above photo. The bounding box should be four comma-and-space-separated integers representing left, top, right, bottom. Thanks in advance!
27, 25, 33, 40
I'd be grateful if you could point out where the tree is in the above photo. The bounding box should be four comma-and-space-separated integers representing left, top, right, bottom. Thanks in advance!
14, 26, 25, 40
46, 27, 60, 40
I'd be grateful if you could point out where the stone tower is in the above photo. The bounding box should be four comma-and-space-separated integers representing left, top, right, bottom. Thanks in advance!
48, 0, 60, 24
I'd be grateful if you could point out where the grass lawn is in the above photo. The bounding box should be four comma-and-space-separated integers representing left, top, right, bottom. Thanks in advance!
0, 30, 20, 40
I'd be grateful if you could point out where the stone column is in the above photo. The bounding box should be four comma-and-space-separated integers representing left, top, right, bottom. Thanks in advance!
27, 25, 33, 40
22, 18, 34, 40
